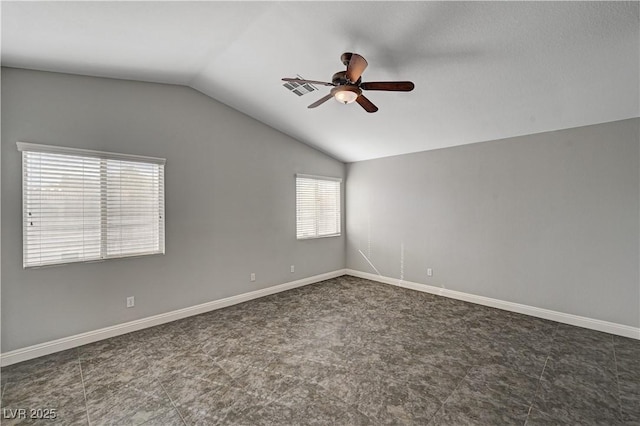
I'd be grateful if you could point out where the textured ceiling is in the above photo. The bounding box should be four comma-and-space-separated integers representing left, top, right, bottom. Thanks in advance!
2, 1, 638, 162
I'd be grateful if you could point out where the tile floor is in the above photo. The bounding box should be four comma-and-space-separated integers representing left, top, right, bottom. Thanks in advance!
1, 275, 639, 425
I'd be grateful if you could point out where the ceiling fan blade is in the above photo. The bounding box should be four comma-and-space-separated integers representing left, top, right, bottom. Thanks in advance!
360, 81, 415, 91
282, 78, 335, 87
307, 93, 334, 108
356, 94, 378, 113
346, 53, 368, 83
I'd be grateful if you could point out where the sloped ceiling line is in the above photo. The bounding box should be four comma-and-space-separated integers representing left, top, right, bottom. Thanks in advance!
2, 1, 638, 162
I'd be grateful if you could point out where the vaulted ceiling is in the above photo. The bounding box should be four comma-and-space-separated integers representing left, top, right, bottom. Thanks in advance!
2, 1, 638, 162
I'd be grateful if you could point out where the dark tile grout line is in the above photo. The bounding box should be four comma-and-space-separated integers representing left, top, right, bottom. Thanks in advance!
78, 344, 166, 420
129, 330, 186, 426
611, 335, 624, 422
157, 381, 187, 426
192, 318, 371, 424
238, 388, 273, 423
524, 356, 549, 426
109, 387, 170, 426
261, 348, 377, 425
427, 365, 475, 424
199, 346, 266, 422
247, 381, 307, 424
76, 347, 92, 426
420, 315, 545, 426
134, 330, 189, 426
311, 375, 376, 424
0, 381, 8, 412
524, 322, 559, 426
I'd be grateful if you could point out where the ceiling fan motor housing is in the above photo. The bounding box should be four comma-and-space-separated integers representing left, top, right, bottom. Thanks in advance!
332, 71, 361, 86
332, 71, 347, 85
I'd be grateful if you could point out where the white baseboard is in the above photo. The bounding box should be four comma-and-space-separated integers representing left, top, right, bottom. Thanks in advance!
0, 269, 347, 367
345, 269, 640, 340
4, 268, 637, 367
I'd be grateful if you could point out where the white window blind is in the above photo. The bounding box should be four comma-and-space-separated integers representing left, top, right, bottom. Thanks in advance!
296, 174, 341, 239
18, 142, 165, 268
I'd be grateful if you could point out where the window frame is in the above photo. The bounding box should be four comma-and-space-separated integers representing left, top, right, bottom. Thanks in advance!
17, 141, 166, 268
295, 173, 342, 240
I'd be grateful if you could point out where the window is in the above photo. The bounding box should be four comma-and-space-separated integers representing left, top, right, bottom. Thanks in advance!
18, 142, 165, 268
296, 174, 341, 239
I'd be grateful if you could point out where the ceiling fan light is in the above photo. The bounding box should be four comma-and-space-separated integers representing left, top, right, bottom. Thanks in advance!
333, 86, 360, 104
334, 91, 358, 104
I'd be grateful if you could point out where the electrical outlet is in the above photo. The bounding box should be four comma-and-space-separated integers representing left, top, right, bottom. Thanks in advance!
290, 265, 295, 273
250, 273, 256, 282
427, 268, 433, 277
126, 296, 135, 308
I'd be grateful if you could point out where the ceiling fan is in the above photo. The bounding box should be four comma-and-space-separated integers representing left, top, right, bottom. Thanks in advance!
282, 52, 414, 113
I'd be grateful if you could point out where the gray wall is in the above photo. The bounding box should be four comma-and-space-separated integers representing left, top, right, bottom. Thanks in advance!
347, 119, 639, 327
1, 68, 345, 352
